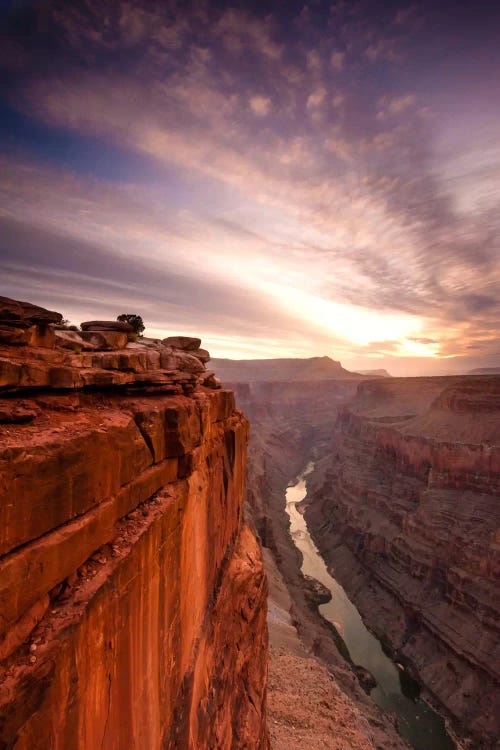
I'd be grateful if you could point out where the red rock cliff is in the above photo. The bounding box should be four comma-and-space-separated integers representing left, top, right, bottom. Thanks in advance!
0, 298, 268, 750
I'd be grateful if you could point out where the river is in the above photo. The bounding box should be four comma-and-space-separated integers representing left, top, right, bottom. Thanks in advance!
285, 462, 456, 750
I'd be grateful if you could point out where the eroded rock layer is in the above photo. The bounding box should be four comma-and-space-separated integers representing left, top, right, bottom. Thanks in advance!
0, 298, 268, 750
305, 376, 500, 749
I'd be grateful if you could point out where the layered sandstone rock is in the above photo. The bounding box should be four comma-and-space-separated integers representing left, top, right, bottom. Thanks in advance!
305, 376, 500, 749
0, 298, 268, 750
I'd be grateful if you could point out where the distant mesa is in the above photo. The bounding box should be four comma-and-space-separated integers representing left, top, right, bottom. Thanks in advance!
355, 369, 392, 378
467, 367, 500, 375
210, 356, 360, 382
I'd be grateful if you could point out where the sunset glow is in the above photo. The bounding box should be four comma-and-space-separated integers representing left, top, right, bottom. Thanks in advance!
1, 0, 499, 375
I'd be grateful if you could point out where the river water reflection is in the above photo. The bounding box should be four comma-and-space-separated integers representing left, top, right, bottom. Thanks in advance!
285, 462, 456, 750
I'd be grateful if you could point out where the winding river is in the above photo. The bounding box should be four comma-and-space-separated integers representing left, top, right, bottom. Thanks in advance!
285, 462, 456, 750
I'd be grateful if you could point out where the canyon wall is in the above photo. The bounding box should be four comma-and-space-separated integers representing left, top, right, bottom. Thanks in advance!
305, 376, 500, 749
0, 298, 268, 750
229, 379, 360, 556
229, 378, 411, 750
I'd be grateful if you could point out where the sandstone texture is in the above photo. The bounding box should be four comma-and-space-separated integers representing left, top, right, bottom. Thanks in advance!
305, 376, 500, 749
0, 297, 268, 750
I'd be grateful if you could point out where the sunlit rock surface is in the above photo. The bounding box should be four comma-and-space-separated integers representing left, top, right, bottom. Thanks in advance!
0, 297, 269, 750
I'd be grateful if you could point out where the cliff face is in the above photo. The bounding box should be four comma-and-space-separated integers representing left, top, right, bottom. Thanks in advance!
305, 377, 500, 748
0, 299, 268, 750
229, 379, 361, 545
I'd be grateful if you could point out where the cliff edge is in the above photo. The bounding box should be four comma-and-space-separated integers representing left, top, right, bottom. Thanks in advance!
0, 297, 268, 750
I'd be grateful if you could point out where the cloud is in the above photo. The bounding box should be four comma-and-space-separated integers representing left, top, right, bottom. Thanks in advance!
249, 95, 271, 116
306, 86, 326, 109
393, 5, 422, 30
215, 8, 283, 60
330, 51, 345, 71
408, 337, 438, 345
365, 39, 400, 63
377, 94, 417, 119
306, 50, 321, 72
324, 136, 352, 160
0, 215, 332, 350
0, 0, 499, 369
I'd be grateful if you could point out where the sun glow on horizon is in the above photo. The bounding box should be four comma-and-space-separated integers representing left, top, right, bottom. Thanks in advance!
267, 286, 424, 347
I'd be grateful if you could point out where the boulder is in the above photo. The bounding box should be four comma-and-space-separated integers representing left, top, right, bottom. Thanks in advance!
162, 336, 201, 351
354, 666, 377, 693
191, 348, 210, 364
0, 405, 37, 424
0, 324, 55, 347
303, 574, 332, 605
80, 331, 129, 351
55, 330, 97, 353
173, 351, 205, 374
201, 372, 222, 389
0, 326, 31, 345
0, 296, 62, 327
160, 349, 177, 370
81, 320, 133, 333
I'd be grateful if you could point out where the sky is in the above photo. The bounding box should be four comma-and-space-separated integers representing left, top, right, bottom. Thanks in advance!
1, 0, 499, 376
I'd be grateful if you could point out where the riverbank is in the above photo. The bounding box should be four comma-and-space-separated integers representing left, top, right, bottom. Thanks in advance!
285, 466, 456, 750
264, 547, 379, 749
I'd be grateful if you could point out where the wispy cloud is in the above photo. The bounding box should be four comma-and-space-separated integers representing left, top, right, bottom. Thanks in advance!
0, 0, 499, 371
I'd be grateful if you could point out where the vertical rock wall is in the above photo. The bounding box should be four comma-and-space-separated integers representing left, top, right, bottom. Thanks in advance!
0, 299, 268, 750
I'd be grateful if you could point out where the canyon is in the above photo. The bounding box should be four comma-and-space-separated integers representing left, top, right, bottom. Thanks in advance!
1, 296, 498, 750
216, 359, 499, 750
223, 373, 411, 749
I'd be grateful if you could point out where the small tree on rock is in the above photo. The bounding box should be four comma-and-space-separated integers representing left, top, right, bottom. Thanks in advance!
117, 313, 145, 336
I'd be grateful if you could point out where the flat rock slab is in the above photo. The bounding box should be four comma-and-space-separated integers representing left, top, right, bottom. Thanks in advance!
80, 331, 129, 350
162, 336, 201, 351
81, 320, 133, 333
